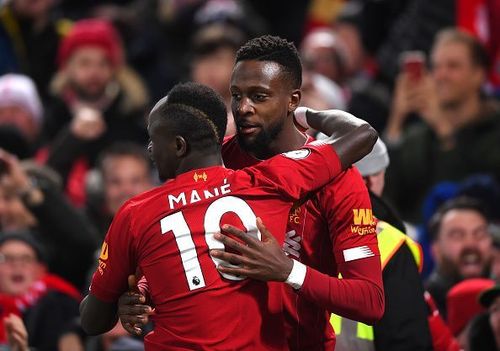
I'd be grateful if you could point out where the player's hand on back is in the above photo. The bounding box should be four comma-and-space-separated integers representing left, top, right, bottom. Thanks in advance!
118, 275, 154, 336
211, 218, 293, 282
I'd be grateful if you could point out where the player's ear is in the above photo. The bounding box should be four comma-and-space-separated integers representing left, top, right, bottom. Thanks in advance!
288, 89, 301, 113
175, 136, 188, 157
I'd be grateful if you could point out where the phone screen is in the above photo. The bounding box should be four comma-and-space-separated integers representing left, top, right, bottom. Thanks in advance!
400, 51, 426, 81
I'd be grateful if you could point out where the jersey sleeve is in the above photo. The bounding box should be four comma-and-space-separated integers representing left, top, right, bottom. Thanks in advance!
248, 141, 342, 201
89, 203, 137, 302
298, 169, 385, 324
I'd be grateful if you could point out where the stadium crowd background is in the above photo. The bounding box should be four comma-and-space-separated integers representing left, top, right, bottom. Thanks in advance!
1, 0, 500, 350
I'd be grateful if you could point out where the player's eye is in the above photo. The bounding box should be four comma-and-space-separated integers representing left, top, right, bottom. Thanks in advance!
253, 94, 267, 102
231, 93, 241, 101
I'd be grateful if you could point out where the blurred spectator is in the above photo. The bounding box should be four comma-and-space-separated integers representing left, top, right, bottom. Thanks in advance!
0, 232, 81, 351
468, 283, 500, 350
63, 0, 181, 104
0, 74, 43, 155
300, 69, 346, 139
418, 175, 500, 278
333, 138, 432, 351
384, 28, 500, 223
300, 70, 345, 111
85, 322, 144, 351
0, 149, 98, 290
42, 19, 149, 205
189, 23, 247, 136
86, 142, 154, 238
456, 0, 500, 97
491, 230, 500, 281
446, 278, 495, 348
355, 138, 405, 233
334, 2, 392, 133
424, 291, 461, 351
300, 28, 349, 85
373, 0, 454, 84
426, 196, 493, 318
0, 0, 67, 102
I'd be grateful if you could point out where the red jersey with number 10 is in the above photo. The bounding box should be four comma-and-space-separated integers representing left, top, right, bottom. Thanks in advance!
89, 142, 341, 351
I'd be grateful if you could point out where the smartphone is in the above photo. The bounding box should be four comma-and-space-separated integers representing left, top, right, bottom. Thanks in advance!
400, 51, 426, 81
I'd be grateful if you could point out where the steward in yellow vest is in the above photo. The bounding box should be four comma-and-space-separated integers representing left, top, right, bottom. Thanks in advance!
331, 219, 433, 351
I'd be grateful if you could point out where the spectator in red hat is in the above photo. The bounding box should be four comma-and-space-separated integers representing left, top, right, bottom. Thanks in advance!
446, 278, 495, 348
42, 19, 149, 206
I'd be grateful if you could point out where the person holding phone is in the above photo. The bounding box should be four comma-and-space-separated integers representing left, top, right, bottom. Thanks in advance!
383, 28, 500, 224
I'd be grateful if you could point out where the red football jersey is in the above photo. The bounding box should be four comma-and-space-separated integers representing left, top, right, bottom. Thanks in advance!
222, 136, 383, 351
89, 142, 341, 351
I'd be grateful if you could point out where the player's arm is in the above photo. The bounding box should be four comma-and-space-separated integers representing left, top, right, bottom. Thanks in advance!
80, 294, 118, 335
81, 205, 137, 335
300, 179, 384, 323
295, 107, 378, 168
214, 175, 385, 324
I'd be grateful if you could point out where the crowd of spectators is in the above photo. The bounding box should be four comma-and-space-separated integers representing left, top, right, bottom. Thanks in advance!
1, 0, 500, 349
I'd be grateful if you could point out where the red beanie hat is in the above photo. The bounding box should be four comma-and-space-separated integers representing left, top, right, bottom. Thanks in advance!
446, 278, 495, 336
58, 19, 123, 68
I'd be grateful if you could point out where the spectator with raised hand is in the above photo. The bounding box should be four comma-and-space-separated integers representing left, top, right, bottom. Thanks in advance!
384, 28, 500, 224
0, 148, 98, 291
43, 19, 149, 205
4, 314, 29, 351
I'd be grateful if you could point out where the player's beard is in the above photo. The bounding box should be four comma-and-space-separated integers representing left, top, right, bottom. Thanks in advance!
236, 119, 285, 160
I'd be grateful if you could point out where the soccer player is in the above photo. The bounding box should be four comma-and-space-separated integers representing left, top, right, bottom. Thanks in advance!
119, 36, 384, 350
79, 82, 376, 350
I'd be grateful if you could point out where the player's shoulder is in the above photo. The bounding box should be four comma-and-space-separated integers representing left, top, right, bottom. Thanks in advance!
319, 166, 367, 198
119, 185, 165, 214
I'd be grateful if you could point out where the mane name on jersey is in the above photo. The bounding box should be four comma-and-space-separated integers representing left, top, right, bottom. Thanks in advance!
168, 180, 232, 210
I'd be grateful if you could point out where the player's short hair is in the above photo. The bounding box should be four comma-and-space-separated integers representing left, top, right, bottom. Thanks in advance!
151, 82, 227, 152
236, 35, 302, 89
428, 196, 490, 242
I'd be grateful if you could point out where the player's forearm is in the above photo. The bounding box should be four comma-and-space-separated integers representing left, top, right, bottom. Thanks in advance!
80, 294, 119, 335
306, 109, 378, 169
298, 258, 385, 324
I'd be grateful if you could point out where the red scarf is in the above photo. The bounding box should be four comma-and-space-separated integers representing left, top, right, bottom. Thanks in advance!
0, 274, 82, 343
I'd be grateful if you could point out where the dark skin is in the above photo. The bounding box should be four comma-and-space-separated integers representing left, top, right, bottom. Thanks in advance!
213, 217, 292, 281
117, 60, 377, 334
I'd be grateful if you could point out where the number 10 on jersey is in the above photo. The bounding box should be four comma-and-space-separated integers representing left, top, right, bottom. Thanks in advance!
160, 196, 261, 291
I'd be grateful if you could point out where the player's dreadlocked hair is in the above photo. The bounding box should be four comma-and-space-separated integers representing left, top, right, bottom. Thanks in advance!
151, 82, 227, 152
236, 35, 302, 89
